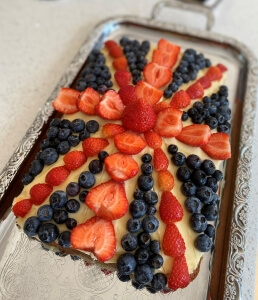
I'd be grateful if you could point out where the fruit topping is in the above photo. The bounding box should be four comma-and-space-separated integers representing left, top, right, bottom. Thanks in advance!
138, 174, 154, 191
53, 209, 68, 224
172, 152, 186, 166
78, 171, 96, 189
190, 213, 208, 233
86, 119, 100, 133
153, 148, 169, 171
38, 223, 59, 243
135, 81, 163, 106
194, 234, 213, 252
144, 131, 162, 149
152, 49, 178, 68
86, 180, 128, 220
58, 231, 71, 248
168, 255, 190, 291
114, 131, 146, 155
127, 218, 142, 233
12, 199, 33, 218
37, 205, 54, 222
152, 101, 171, 114
114, 70, 132, 88
121, 233, 138, 251
30, 183, 53, 205
23, 216, 42, 237
205, 66, 222, 81
65, 199, 80, 213
185, 197, 202, 213
63, 151, 87, 171
176, 124, 211, 147
88, 159, 103, 174
108, 44, 123, 58
157, 38, 181, 55
162, 223, 186, 257
143, 62, 172, 89
118, 85, 137, 106
129, 200, 147, 219
45, 166, 70, 186
158, 170, 174, 191
151, 273, 168, 292
197, 75, 211, 89
134, 264, 154, 285
159, 191, 183, 223
117, 253, 137, 275
186, 82, 204, 99
170, 90, 191, 109
113, 56, 128, 70
142, 215, 159, 233
77, 88, 100, 115
82, 137, 109, 157
52, 88, 80, 114
70, 216, 116, 262
217, 63, 228, 73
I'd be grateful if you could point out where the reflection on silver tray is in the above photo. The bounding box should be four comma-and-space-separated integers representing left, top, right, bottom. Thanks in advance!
0, 15, 257, 300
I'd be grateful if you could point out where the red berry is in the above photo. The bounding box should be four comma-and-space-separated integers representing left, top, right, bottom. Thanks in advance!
63, 151, 87, 170
144, 130, 162, 149
118, 85, 137, 106
45, 166, 70, 186
157, 170, 175, 192
76, 88, 100, 115
109, 45, 123, 58
82, 137, 109, 157
104, 40, 117, 50
162, 223, 186, 257
143, 62, 172, 89
152, 101, 171, 114
113, 56, 128, 70
176, 124, 211, 147
170, 90, 191, 109
114, 70, 132, 88
205, 66, 222, 81
159, 191, 183, 223
157, 38, 181, 56
152, 49, 178, 68
52, 88, 80, 114
135, 81, 163, 106
114, 131, 146, 155
153, 148, 169, 171
197, 76, 212, 89
102, 123, 126, 138
29, 183, 53, 205
168, 255, 191, 291
217, 63, 228, 73
186, 82, 204, 99
12, 199, 32, 218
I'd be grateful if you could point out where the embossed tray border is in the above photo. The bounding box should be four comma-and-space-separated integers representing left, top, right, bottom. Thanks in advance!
0, 16, 257, 300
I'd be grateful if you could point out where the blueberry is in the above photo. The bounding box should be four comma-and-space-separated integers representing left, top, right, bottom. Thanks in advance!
89, 159, 103, 174
151, 273, 167, 291
142, 215, 159, 233
144, 190, 158, 205
53, 209, 68, 224
79, 129, 90, 141
204, 224, 215, 237
23, 217, 41, 237
205, 116, 218, 129
137, 175, 154, 191
134, 264, 153, 285
98, 151, 109, 162
172, 152, 186, 166
176, 166, 191, 182
181, 111, 189, 121
217, 124, 230, 134
168, 82, 178, 92
163, 88, 173, 98
70, 119, 85, 133
58, 128, 71, 140
97, 84, 108, 94
217, 106, 231, 120
86, 120, 99, 133
57, 141, 71, 154
129, 200, 147, 218
141, 153, 152, 163
46, 126, 59, 139
148, 254, 163, 269
135, 248, 149, 265
133, 189, 144, 200
121, 233, 138, 251
193, 101, 204, 112
49, 138, 60, 148
194, 234, 212, 252
37, 205, 54, 222
65, 217, 77, 230
141, 163, 153, 175
182, 74, 191, 83
78, 171, 95, 188
150, 240, 160, 254
196, 186, 214, 204
191, 169, 207, 186
214, 113, 225, 124
131, 281, 145, 290
206, 177, 218, 192
201, 203, 218, 221
190, 213, 207, 233
70, 255, 80, 261
76, 79, 87, 91
185, 196, 202, 213
146, 206, 156, 215
117, 273, 131, 282
29, 159, 44, 176
38, 223, 59, 243
208, 104, 218, 115
41, 148, 59, 165
211, 193, 220, 205
65, 199, 80, 213
117, 253, 137, 275
201, 159, 216, 175
127, 218, 142, 233
79, 190, 88, 202
50, 191, 68, 209
167, 144, 178, 154
192, 113, 204, 124
58, 231, 71, 248
50, 118, 61, 127
182, 181, 197, 196
186, 154, 202, 169
137, 232, 151, 249
66, 182, 80, 196
187, 107, 198, 118
22, 173, 34, 185
213, 170, 223, 181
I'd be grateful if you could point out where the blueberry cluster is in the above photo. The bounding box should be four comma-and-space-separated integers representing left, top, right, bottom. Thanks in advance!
117, 153, 167, 293
187, 85, 231, 133
120, 36, 150, 85
168, 145, 223, 252
75, 49, 113, 94
164, 48, 211, 98
22, 118, 99, 186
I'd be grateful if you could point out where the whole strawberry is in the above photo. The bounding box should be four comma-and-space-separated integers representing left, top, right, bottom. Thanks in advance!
159, 191, 183, 223
12, 199, 32, 218
30, 183, 53, 205
162, 223, 186, 257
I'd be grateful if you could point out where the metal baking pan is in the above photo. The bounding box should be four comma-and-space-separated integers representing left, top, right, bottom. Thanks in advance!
0, 3, 257, 299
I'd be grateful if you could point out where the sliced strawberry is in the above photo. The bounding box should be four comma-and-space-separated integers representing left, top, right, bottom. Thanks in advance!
77, 88, 100, 115
114, 131, 146, 155
143, 63, 172, 89
109, 45, 123, 58
104, 153, 139, 182
96, 90, 124, 120
205, 66, 222, 81
114, 70, 132, 88
135, 81, 163, 106
12, 199, 33, 218
157, 38, 181, 56
71, 216, 116, 262
82, 137, 109, 157
144, 130, 162, 149
113, 56, 128, 70
152, 49, 178, 68
159, 191, 183, 223
162, 223, 186, 257
153, 101, 171, 114
201, 132, 231, 160
176, 124, 211, 147
102, 123, 126, 138
45, 166, 70, 186
121, 98, 156, 133
104, 40, 117, 50
186, 82, 204, 99
197, 76, 212, 89
30, 183, 53, 205
86, 180, 128, 220
118, 85, 137, 106
157, 170, 175, 192
153, 107, 182, 137
217, 63, 228, 73
168, 255, 191, 291
153, 148, 169, 171
63, 151, 87, 171
170, 90, 191, 109
52, 88, 80, 114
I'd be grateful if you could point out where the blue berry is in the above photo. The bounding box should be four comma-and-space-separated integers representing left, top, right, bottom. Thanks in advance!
176, 166, 191, 182
141, 163, 153, 175
144, 190, 158, 205
65, 218, 77, 230
129, 200, 147, 219
206, 177, 218, 192
215, 113, 225, 124
65, 199, 80, 213
41, 148, 59, 165
76, 79, 87, 91
141, 153, 152, 163
50, 118, 61, 127
196, 186, 214, 204
205, 116, 218, 129
53, 210, 68, 224
146, 206, 156, 215
201, 203, 218, 221
46, 126, 59, 139
151, 273, 167, 291
167, 144, 178, 154
172, 152, 186, 166
22, 173, 34, 185
213, 170, 223, 181
185, 196, 202, 213
58, 231, 71, 248
134, 248, 149, 264
79, 190, 88, 202
187, 107, 198, 118
186, 154, 202, 169
150, 240, 160, 254
70, 119, 85, 132
164, 88, 173, 98
126, 218, 141, 233
137, 232, 151, 249
142, 215, 159, 233
66, 182, 80, 196
134, 264, 153, 285
49, 138, 60, 148
58, 128, 71, 140
38, 223, 59, 243
23, 217, 41, 237
29, 160, 43, 176
190, 213, 207, 233
217, 124, 230, 134
37, 205, 53, 222
194, 234, 212, 252
78, 171, 95, 188
204, 224, 215, 238
89, 159, 103, 174
50, 191, 68, 209
133, 189, 144, 200
117, 273, 131, 282
98, 151, 109, 163
86, 120, 99, 133
193, 101, 204, 111
191, 169, 207, 186
201, 159, 215, 175
79, 129, 90, 141
148, 254, 163, 269
60, 119, 71, 129
137, 175, 154, 191
40, 139, 51, 150
182, 181, 197, 196
57, 141, 71, 154
117, 253, 137, 275
217, 106, 231, 120
192, 113, 204, 124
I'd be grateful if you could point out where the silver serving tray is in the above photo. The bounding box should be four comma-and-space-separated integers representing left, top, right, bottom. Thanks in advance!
0, 9, 257, 300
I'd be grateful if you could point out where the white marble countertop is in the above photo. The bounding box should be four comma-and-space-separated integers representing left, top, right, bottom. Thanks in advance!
0, 0, 257, 299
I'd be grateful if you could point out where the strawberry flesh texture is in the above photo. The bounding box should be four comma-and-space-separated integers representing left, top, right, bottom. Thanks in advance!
170, 90, 191, 109
77, 88, 100, 115
86, 180, 128, 220
82, 137, 109, 157
114, 131, 146, 155
118, 85, 137, 106
114, 70, 132, 88
30, 183, 53, 205
63, 151, 87, 171
168, 255, 190, 291
157, 38, 181, 56
143, 63, 172, 89
157, 170, 174, 192
102, 123, 126, 138
159, 191, 183, 223
45, 166, 70, 186
52, 88, 80, 114
153, 101, 170, 114
144, 130, 162, 149
162, 223, 186, 257
153, 148, 169, 171
135, 81, 163, 106
176, 124, 211, 147
12, 199, 33, 218
186, 82, 204, 99
152, 49, 178, 68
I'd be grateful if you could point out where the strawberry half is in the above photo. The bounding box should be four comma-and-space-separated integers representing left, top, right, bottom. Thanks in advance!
113, 56, 128, 70
12, 199, 33, 218
205, 66, 222, 81
102, 123, 126, 138
96, 90, 124, 120
153, 148, 169, 171
168, 255, 191, 291
170, 90, 191, 109
114, 131, 146, 155
135, 81, 163, 106
45, 166, 70, 186
63, 151, 87, 170
118, 85, 137, 106
52, 88, 80, 114
157, 170, 175, 192
143, 63, 172, 89
157, 38, 181, 56
159, 191, 183, 223
152, 49, 178, 68
176, 124, 211, 147
144, 130, 162, 149
153, 101, 171, 114
162, 223, 186, 257
71, 216, 116, 262
104, 153, 139, 182
114, 70, 132, 88
186, 82, 204, 99
30, 183, 53, 205
82, 137, 109, 157
197, 76, 212, 89
201, 132, 231, 160
153, 107, 183, 137
86, 180, 128, 220
77, 88, 100, 115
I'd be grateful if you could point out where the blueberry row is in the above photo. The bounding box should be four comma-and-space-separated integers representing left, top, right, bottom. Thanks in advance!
76, 49, 113, 94
164, 48, 211, 98
119, 37, 150, 85
22, 118, 100, 186
168, 144, 223, 252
